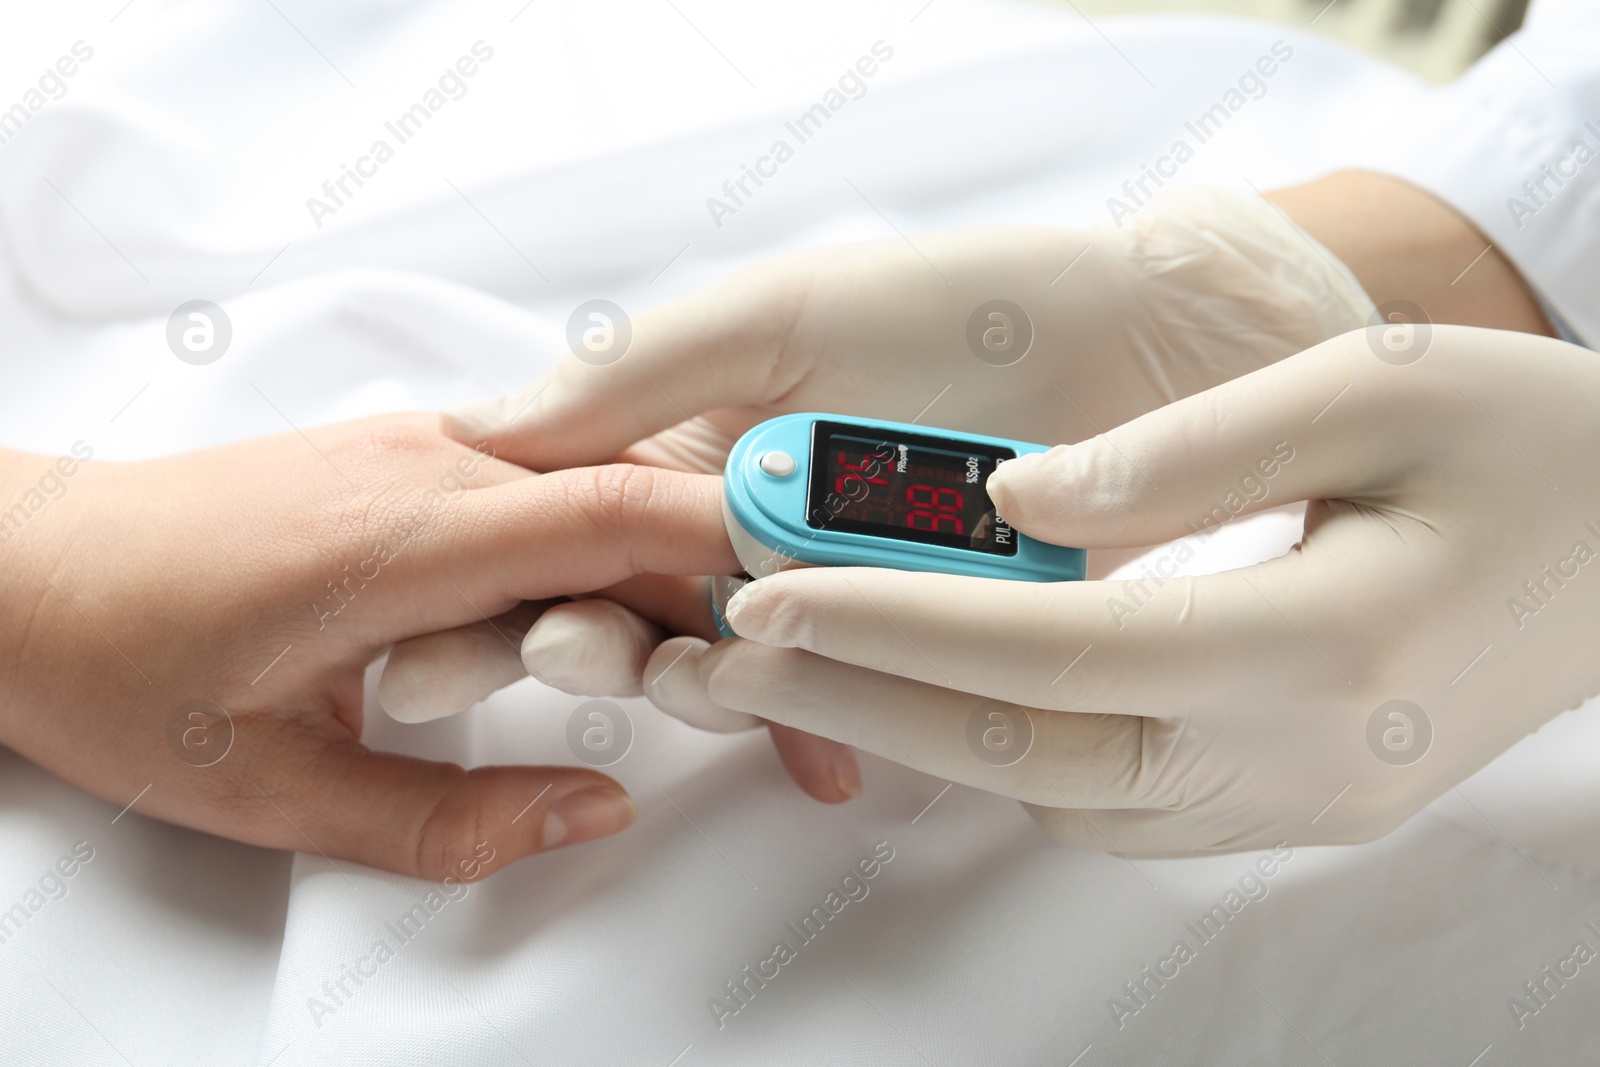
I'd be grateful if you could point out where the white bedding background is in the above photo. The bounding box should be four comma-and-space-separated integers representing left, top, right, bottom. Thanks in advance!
3, 2, 1600, 1064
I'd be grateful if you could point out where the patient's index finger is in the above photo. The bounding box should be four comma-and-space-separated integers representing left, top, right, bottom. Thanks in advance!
442, 465, 740, 601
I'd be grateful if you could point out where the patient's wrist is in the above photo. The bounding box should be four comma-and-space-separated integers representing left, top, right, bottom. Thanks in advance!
0, 447, 82, 733
1266, 170, 1554, 337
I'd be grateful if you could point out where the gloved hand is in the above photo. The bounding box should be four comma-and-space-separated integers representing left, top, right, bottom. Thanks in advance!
403, 185, 1374, 799
667, 325, 1600, 851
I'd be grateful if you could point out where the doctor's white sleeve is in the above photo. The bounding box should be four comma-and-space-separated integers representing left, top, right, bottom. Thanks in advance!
1363, 0, 1600, 346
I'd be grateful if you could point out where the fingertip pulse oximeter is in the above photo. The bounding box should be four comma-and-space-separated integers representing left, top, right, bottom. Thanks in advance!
713, 413, 1086, 637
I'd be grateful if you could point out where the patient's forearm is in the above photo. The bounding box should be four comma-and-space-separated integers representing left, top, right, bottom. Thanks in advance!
1267, 170, 1554, 336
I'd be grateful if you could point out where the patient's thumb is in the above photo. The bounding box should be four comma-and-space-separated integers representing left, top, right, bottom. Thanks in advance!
262, 730, 636, 880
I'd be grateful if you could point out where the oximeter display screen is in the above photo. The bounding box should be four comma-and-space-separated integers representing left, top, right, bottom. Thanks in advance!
806, 421, 1018, 555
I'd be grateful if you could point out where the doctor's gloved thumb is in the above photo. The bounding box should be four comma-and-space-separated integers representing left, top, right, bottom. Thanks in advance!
987, 341, 1373, 550
985, 439, 1188, 550
986, 432, 1281, 552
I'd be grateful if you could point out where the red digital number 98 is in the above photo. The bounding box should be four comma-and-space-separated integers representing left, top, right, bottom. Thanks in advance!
905, 484, 964, 534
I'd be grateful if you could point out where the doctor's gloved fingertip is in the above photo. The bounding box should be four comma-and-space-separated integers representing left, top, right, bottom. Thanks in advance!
522, 600, 654, 697
987, 450, 1049, 523
440, 383, 547, 450
722, 579, 800, 646
645, 637, 762, 732
542, 787, 637, 850
439, 403, 500, 447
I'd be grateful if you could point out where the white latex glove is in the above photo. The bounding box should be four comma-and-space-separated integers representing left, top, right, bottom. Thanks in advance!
418, 186, 1372, 718
667, 325, 1600, 852
381, 598, 668, 723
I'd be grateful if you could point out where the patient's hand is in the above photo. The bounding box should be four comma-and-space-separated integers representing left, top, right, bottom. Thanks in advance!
0, 414, 736, 879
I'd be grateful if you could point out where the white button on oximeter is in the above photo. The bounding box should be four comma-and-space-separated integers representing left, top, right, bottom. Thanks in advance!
713, 413, 1086, 637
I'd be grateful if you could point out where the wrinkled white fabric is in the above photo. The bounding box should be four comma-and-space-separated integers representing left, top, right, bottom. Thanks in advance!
4, 2, 1600, 1066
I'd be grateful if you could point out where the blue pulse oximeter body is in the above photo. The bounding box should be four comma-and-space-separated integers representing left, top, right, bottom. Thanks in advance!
713, 413, 1086, 637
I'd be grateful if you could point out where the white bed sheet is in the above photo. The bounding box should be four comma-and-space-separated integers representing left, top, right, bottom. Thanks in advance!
3, 2, 1600, 1064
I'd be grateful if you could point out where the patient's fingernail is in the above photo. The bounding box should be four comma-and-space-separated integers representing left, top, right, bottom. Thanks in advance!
542, 788, 636, 849
831, 746, 862, 799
